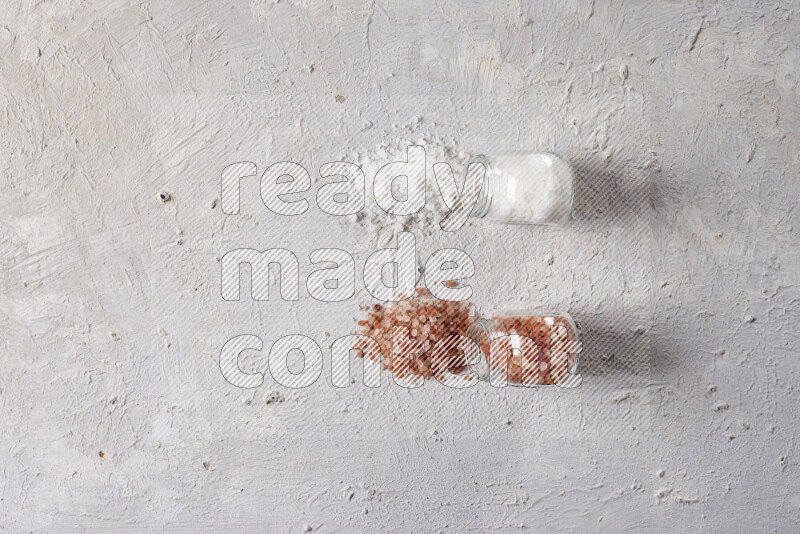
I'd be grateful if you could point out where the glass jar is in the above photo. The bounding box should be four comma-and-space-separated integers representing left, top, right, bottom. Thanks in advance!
469, 152, 575, 225
465, 311, 582, 387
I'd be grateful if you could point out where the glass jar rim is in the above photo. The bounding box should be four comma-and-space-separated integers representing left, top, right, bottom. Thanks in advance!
467, 154, 493, 219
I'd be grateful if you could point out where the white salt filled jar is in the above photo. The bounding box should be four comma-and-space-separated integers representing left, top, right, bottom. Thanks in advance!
469, 152, 575, 225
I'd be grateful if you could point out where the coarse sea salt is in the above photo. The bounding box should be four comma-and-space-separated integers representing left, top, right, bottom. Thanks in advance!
469, 152, 575, 225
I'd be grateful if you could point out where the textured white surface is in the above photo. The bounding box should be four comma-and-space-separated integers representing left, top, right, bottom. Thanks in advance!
1, 0, 798, 532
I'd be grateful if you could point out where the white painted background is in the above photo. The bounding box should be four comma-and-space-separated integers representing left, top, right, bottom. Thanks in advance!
1, 0, 798, 532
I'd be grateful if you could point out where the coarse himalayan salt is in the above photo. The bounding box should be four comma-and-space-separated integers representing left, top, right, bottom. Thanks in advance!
353, 287, 475, 381
353, 289, 579, 386
470, 315, 579, 386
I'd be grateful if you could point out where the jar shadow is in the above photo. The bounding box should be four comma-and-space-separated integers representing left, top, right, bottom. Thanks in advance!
568, 155, 654, 225
570, 314, 654, 381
